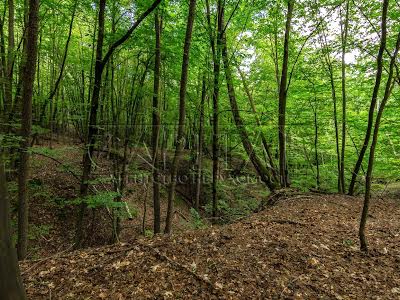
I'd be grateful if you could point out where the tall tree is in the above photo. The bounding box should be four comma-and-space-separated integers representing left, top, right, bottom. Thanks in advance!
339, 0, 349, 193
348, 0, 388, 195
152, 10, 162, 234
205, 0, 222, 219
321, 29, 342, 193
17, 0, 40, 260
359, 31, 400, 251
165, 0, 197, 234
237, 65, 278, 182
221, 6, 276, 192
195, 74, 206, 211
75, 0, 162, 248
278, 0, 294, 188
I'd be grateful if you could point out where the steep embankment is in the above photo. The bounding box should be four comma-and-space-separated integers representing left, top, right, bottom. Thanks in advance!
21, 194, 400, 299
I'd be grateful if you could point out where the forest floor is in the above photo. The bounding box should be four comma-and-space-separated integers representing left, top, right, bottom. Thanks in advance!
20, 193, 400, 299
12, 139, 400, 299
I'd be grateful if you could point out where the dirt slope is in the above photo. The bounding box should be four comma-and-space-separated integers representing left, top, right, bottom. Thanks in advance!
21, 194, 400, 299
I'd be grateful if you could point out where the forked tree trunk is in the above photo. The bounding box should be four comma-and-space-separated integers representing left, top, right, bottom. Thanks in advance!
359, 32, 400, 252
17, 0, 39, 260
0, 153, 26, 299
75, 0, 106, 249
348, 0, 388, 195
165, 0, 197, 234
75, 0, 161, 247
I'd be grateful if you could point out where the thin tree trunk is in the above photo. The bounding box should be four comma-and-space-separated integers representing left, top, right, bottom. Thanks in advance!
205, 0, 222, 219
340, 0, 349, 193
16, 0, 39, 260
278, 0, 294, 188
75, 0, 161, 248
4, 0, 15, 116
359, 32, 400, 252
164, 0, 197, 234
0, 8, 6, 115
152, 10, 162, 234
348, 0, 388, 195
314, 109, 320, 189
38, 0, 77, 126
320, 29, 342, 193
0, 152, 26, 299
195, 74, 206, 211
330, 60, 342, 193
221, 19, 276, 192
75, 0, 161, 247
75, 0, 106, 249
237, 65, 279, 182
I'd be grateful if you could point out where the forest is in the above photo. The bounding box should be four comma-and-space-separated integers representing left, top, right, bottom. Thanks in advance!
0, 0, 400, 298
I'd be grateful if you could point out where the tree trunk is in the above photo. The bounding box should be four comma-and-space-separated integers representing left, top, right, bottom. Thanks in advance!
4, 0, 15, 116
38, 0, 77, 126
359, 32, 400, 252
75, 0, 161, 248
205, 0, 222, 219
0, 153, 26, 299
195, 74, 206, 211
152, 10, 162, 234
330, 60, 342, 193
313, 105, 320, 189
165, 0, 197, 234
17, 0, 39, 260
221, 20, 276, 192
348, 0, 388, 195
237, 65, 279, 183
0, 12, 6, 115
340, 0, 349, 193
278, 0, 294, 188
320, 29, 342, 193
75, 0, 106, 249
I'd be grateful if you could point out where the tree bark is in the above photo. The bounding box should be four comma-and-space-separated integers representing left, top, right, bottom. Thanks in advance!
17, 0, 39, 260
0, 152, 26, 299
165, 0, 197, 234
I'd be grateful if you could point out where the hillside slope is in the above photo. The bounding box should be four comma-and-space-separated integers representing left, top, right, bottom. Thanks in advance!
21, 194, 400, 299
